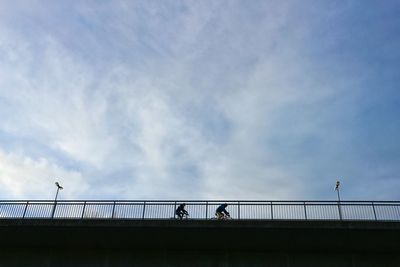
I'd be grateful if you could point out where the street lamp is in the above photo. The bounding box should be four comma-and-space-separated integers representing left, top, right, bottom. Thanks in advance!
55, 182, 63, 201
335, 180, 342, 220
51, 182, 63, 218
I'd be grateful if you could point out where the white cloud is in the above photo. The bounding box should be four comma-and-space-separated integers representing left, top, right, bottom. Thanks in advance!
0, 149, 88, 199
0, 32, 116, 168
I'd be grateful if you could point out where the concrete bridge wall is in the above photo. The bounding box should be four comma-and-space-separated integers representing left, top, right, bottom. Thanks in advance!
0, 219, 399, 267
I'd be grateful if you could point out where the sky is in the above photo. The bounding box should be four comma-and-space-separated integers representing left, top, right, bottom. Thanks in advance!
0, 0, 399, 201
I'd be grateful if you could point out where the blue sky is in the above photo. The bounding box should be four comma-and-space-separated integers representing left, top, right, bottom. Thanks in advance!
0, 1, 399, 200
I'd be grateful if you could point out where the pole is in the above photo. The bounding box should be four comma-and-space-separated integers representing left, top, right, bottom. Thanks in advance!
335, 181, 342, 220
336, 187, 341, 202
51, 182, 63, 218
55, 187, 60, 202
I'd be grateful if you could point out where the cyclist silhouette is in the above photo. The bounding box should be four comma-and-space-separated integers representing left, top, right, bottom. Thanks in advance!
215, 203, 230, 219
175, 203, 189, 219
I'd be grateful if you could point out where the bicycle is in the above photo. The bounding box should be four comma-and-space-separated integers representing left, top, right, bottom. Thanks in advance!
212, 213, 231, 220
175, 212, 189, 220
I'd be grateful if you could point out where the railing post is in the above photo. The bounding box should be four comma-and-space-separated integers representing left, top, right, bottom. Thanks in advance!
303, 201, 307, 220
174, 201, 177, 219
238, 201, 240, 220
51, 201, 57, 219
111, 201, 116, 219
142, 201, 146, 220
396, 204, 400, 221
206, 201, 208, 220
81, 201, 86, 219
270, 201, 274, 220
372, 201, 377, 221
337, 201, 343, 221
22, 201, 29, 219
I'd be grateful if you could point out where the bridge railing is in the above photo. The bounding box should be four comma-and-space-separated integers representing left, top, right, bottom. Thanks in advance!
0, 200, 399, 221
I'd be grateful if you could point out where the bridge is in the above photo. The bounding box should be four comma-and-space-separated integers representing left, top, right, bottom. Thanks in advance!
1, 200, 400, 266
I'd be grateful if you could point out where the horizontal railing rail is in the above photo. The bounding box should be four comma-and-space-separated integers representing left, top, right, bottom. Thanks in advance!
0, 200, 399, 221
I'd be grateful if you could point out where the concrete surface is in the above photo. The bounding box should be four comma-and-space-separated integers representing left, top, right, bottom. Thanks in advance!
0, 219, 399, 266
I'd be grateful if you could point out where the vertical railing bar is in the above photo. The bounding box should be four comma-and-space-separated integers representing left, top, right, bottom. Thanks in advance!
111, 201, 116, 219
4, 204, 8, 218
51, 201, 56, 219
22, 201, 29, 219
75, 203, 78, 218
395, 204, 400, 221
304, 201, 307, 220
34, 203, 38, 218
142, 201, 146, 220
174, 201, 177, 219
371, 201, 377, 221
60, 203, 64, 218
238, 201, 240, 220
270, 201, 274, 220
206, 201, 208, 220
59, 203, 63, 218
337, 200, 342, 221
81, 201, 86, 219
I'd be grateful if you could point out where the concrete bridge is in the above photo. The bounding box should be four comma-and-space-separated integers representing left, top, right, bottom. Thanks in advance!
1, 200, 399, 266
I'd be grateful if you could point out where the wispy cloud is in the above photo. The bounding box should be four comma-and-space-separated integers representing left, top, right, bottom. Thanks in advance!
0, 148, 88, 199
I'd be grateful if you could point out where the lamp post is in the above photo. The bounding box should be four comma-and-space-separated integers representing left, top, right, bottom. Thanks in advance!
335, 180, 342, 220
51, 182, 63, 218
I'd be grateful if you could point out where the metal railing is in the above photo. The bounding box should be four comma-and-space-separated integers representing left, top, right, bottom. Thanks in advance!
0, 200, 399, 221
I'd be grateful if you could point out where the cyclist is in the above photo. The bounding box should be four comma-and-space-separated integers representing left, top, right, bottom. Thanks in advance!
175, 203, 189, 219
215, 203, 230, 219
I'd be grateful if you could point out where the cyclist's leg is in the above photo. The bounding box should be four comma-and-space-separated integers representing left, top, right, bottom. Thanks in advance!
176, 211, 183, 219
